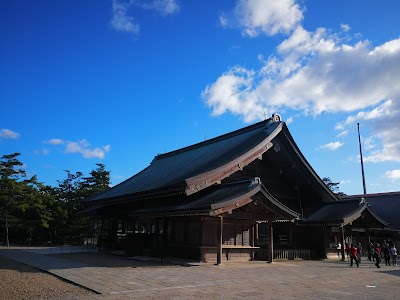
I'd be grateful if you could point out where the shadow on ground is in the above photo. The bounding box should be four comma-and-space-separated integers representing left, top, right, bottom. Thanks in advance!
50, 252, 190, 269
381, 269, 400, 277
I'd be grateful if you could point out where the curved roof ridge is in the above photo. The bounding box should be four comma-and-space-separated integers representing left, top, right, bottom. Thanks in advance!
365, 205, 390, 227
341, 191, 400, 198
154, 119, 271, 161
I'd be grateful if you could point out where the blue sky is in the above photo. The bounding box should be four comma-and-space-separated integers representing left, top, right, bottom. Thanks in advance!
1, 0, 400, 195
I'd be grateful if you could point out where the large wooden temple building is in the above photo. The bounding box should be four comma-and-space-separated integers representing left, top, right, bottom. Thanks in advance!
82, 114, 390, 263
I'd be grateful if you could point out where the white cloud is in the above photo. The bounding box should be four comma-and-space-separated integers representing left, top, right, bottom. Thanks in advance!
364, 140, 400, 162
203, 24, 400, 118
203, 7, 400, 163
340, 180, 351, 185
47, 138, 64, 145
384, 170, 400, 180
111, 0, 180, 35
338, 100, 400, 162
341, 100, 395, 126
337, 130, 348, 138
65, 140, 111, 159
341, 23, 351, 32
111, 0, 140, 35
48, 138, 111, 159
318, 141, 344, 151
140, 0, 180, 15
363, 136, 377, 151
220, 0, 303, 37
0, 129, 20, 139
219, 14, 228, 27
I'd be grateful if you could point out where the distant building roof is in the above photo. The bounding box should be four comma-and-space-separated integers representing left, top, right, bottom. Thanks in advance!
341, 192, 400, 230
299, 198, 389, 227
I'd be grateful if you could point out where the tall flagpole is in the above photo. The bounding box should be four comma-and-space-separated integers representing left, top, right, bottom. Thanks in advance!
357, 123, 367, 194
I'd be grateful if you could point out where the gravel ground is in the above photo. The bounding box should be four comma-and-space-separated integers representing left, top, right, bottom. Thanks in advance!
0, 255, 95, 300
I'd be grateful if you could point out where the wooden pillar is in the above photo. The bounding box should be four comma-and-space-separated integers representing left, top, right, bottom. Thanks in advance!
267, 216, 274, 263
340, 225, 346, 261
216, 216, 223, 265
199, 218, 204, 262
161, 217, 168, 262
255, 222, 259, 243
250, 222, 255, 261
98, 216, 104, 251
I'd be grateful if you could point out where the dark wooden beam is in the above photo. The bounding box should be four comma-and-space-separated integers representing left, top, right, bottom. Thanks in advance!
216, 216, 223, 265
267, 215, 274, 263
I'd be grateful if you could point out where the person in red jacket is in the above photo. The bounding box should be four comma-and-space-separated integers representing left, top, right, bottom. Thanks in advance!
374, 243, 382, 268
349, 244, 359, 267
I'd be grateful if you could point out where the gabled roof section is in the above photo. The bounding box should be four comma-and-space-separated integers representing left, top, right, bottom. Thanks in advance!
85, 117, 283, 203
299, 198, 389, 227
341, 192, 400, 230
130, 178, 300, 220
278, 123, 340, 204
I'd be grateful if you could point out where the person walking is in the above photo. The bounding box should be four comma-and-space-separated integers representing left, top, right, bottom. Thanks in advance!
374, 243, 382, 268
390, 245, 397, 266
345, 243, 350, 260
383, 240, 391, 266
336, 242, 341, 258
349, 244, 359, 267
368, 242, 374, 262
357, 242, 363, 263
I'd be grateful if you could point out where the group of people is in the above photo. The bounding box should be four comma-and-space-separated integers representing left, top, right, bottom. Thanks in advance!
367, 240, 398, 268
348, 242, 363, 267
337, 240, 398, 268
346, 240, 397, 268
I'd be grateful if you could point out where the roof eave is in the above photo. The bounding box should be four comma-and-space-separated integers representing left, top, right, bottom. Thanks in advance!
185, 122, 283, 196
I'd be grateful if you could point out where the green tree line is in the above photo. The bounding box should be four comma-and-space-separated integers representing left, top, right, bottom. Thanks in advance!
0, 152, 110, 247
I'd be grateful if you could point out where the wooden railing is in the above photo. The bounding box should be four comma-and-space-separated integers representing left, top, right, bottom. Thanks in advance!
273, 249, 311, 260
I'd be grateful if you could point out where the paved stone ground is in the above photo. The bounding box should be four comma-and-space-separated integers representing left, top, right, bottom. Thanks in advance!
1, 248, 399, 300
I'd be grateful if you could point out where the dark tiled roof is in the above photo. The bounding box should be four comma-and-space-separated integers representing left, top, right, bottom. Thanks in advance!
131, 178, 300, 220
300, 199, 388, 227
303, 200, 365, 223
131, 179, 257, 216
341, 192, 400, 230
85, 120, 281, 202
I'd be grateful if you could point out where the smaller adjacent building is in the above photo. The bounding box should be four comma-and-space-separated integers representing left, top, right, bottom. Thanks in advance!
299, 198, 389, 259
341, 192, 400, 246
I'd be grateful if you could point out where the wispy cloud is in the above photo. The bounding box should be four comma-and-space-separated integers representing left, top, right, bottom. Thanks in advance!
46, 138, 111, 159
34, 149, 49, 155
340, 23, 351, 32
111, 0, 140, 35
48, 138, 64, 145
384, 170, 400, 180
340, 180, 351, 185
318, 142, 344, 151
111, 0, 180, 35
336, 100, 400, 162
337, 130, 348, 138
139, 0, 180, 15
0, 129, 20, 139
220, 0, 303, 37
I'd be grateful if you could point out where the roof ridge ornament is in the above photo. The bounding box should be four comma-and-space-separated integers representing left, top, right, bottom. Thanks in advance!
267, 113, 282, 124
250, 177, 261, 187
